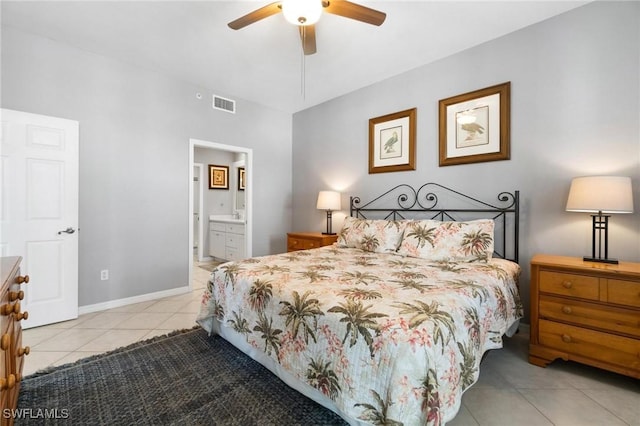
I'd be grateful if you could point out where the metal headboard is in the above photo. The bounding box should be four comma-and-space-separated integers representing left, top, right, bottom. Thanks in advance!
350, 183, 520, 263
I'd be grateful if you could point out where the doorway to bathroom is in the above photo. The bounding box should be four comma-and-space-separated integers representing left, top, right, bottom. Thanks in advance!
188, 138, 253, 290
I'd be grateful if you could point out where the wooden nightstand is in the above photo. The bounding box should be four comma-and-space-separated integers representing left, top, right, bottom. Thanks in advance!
529, 254, 640, 379
287, 232, 338, 252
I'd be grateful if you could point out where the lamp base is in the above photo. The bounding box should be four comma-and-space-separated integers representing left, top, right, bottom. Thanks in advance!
583, 256, 619, 265
322, 232, 337, 236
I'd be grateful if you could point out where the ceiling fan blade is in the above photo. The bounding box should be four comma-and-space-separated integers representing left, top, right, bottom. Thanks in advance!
228, 2, 283, 30
299, 25, 317, 55
322, 0, 386, 26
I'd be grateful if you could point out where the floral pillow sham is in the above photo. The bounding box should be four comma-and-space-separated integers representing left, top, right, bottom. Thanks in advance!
397, 219, 495, 262
337, 216, 407, 254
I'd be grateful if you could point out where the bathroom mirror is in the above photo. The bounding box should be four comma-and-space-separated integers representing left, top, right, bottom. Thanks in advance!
232, 157, 246, 215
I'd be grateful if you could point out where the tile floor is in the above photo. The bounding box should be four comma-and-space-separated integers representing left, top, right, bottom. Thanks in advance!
22, 259, 211, 377
22, 261, 639, 425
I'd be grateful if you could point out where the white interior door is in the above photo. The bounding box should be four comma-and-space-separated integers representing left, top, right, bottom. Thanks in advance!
1, 109, 79, 329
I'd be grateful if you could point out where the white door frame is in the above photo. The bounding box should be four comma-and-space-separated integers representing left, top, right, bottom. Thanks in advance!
188, 139, 253, 289
193, 162, 205, 262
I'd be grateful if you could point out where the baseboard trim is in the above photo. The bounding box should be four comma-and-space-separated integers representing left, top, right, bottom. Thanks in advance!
78, 286, 191, 315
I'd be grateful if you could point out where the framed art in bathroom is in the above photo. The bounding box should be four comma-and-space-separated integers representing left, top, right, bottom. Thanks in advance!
208, 164, 229, 190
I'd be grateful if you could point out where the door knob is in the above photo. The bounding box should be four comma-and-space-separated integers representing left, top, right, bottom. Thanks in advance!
58, 227, 76, 235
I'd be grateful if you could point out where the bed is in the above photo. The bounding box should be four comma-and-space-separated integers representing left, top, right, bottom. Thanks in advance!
197, 183, 523, 425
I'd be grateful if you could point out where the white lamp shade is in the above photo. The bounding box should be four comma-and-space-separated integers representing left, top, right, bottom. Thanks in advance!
282, 0, 322, 26
317, 191, 341, 211
566, 176, 634, 214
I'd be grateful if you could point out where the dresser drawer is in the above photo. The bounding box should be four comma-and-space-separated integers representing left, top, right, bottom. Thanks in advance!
539, 295, 640, 338
538, 319, 640, 372
606, 279, 640, 309
539, 271, 599, 300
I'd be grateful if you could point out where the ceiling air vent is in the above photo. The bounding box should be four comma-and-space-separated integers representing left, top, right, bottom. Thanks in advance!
212, 95, 236, 114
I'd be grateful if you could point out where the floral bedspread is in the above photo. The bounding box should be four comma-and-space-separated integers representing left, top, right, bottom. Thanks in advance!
197, 246, 523, 425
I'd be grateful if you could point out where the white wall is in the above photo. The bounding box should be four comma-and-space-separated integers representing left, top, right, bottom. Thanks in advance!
291, 2, 640, 321
1, 27, 293, 306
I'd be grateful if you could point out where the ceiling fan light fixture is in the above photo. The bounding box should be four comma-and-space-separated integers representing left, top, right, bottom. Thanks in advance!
282, 0, 322, 26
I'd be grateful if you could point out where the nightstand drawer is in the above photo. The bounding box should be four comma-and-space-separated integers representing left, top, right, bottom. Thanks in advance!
606, 279, 640, 309
288, 237, 318, 251
538, 319, 640, 371
539, 295, 640, 338
539, 271, 599, 300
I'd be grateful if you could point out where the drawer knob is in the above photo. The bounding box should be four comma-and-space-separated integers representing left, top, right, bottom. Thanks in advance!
0, 334, 10, 351
16, 311, 28, 321
9, 290, 25, 301
562, 281, 573, 289
0, 304, 13, 316
17, 346, 30, 357
561, 334, 572, 343
1, 303, 21, 315
562, 306, 572, 315
16, 275, 29, 284
0, 374, 16, 390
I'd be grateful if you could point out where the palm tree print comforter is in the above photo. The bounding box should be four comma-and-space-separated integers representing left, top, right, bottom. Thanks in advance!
197, 246, 523, 425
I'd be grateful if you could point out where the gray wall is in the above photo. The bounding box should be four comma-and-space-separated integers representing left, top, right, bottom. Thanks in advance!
1, 27, 293, 307
291, 2, 640, 321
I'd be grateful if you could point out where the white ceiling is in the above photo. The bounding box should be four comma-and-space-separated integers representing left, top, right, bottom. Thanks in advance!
2, 1, 589, 113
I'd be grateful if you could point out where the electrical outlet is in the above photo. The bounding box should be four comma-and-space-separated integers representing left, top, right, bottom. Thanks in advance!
100, 269, 109, 281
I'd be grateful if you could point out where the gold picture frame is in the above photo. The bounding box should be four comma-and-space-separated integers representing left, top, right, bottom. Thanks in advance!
438, 82, 510, 166
208, 164, 229, 190
369, 108, 417, 174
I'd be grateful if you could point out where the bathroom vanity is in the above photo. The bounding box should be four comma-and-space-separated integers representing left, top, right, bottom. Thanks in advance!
208, 215, 245, 261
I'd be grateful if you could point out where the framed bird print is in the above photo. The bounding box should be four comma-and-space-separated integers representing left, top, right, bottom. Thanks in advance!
438, 82, 510, 166
369, 108, 416, 174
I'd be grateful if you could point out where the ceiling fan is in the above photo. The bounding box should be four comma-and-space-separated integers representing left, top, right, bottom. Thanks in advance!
228, 0, 386, 55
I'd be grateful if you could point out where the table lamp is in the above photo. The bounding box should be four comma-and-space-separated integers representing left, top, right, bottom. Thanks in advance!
566, 176, 634, 264
317, 191, 341, 235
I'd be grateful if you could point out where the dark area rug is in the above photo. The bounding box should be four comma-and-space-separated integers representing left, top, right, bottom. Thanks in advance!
17, 327, 347, 425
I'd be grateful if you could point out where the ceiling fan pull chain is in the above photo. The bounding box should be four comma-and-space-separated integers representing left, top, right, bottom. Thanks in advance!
301, 29, 306, 99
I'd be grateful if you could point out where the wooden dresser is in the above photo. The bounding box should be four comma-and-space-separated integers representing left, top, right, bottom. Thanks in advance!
529, 254, 640, 378
287, 232, 338, 252
1, 257, 29, 424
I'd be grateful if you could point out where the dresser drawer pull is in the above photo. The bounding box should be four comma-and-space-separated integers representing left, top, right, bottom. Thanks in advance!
0, 334, 10, 351
561, 334, 572, 343
561, 306, 572, 315
0, 303, 17, 316
16, 275, 29, 284
9, 290, 25, 301
0, 374, 16, 390
16, 311, 28, 321
561, 281, 573, 289
17, 346, 30, 357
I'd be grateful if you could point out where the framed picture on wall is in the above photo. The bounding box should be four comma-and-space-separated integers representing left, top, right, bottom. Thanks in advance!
238, 167, 245, 191
369, 108, 417, 174
208, 164, 229, 189
438, 82, 510, 166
